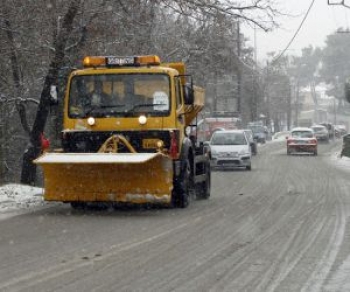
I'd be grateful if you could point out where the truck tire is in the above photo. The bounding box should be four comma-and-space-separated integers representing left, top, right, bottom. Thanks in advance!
197, 163, 211, 199
171, 159, 191, 208
179, 159, 191, 208
70, 202, 86, 210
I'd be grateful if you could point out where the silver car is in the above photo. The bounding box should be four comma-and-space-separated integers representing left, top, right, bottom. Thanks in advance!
209, 130, 252, 170
311, 125, 329, 142
243, 129, 257, 155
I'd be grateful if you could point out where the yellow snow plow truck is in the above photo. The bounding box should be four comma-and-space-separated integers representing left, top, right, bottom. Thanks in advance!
35, 55, 210, 208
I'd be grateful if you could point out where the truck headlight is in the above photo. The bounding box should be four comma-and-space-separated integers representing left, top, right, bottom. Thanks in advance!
239, 149, 246, 156
87, 117, 96, 126
139, 115, 147, 125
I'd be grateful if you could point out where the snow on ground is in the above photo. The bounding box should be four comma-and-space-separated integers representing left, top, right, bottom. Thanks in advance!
329, 150, 350, 173
0, 184, 46, 218
0, 140, 350, 218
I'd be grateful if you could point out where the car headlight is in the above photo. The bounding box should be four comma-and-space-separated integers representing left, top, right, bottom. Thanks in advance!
239, 149, 246, 155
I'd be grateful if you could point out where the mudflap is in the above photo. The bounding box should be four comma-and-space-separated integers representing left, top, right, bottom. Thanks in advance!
34, 152, 173, 205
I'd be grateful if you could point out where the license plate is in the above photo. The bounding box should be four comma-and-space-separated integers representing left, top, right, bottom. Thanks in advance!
223, 161, 238, 166
143, 139, 160, 149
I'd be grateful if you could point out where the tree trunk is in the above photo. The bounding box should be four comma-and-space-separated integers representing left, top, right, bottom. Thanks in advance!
20, 0, 82, 185
273, 117, 280, 133
20, 146, 41, 185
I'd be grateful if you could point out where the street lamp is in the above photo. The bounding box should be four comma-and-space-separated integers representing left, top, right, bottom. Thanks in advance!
333, 96, 337, 126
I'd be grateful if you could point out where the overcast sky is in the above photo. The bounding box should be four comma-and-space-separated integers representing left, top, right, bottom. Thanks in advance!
243, 0, 350, 63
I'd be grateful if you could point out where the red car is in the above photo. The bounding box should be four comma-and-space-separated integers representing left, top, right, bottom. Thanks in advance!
287, 127, 318, 156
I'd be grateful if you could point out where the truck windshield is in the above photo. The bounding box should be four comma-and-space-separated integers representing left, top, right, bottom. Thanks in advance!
68, 73, 170, 118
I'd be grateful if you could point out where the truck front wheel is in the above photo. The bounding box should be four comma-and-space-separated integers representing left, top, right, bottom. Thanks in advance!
70, 202, 86, 210
172, 159, 191, 208
197, 163, 211, 199
179, 159, 191, 208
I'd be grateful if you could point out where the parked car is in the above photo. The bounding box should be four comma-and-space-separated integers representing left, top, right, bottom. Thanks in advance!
243, 129, 258, 155
286, 127, 318, 156
335, 124, 347, 137
210, 127, 225, 136
320, 123, 335, 139
311, 124, 329, 142
209, 130, 252, 170
272, 131, 290, 141
247, 124, 268, 144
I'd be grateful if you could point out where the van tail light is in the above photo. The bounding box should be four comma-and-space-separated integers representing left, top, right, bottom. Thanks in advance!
169, 131, 179, 159
309, 139, 317, 144
287, 138, 293, 145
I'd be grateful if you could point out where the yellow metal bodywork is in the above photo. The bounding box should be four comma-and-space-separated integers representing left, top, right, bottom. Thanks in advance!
35, 152, 173, 204
64, 64, 204, 131
161, 62, 205, 127
64, 66, 180, 131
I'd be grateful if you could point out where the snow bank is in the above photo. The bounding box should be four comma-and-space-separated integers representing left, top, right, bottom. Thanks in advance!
329, 151, 350, 173
0, 183, 44, 212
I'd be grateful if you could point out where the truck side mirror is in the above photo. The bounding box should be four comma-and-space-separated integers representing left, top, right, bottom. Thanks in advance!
345, 81, 350, 103
183, 84, 194, 105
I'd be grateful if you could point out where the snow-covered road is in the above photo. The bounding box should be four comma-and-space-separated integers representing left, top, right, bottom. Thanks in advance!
1, 139, 350, 291
1, 139, 349, 218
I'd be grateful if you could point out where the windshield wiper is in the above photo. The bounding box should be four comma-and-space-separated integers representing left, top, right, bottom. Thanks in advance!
127, 103, 167, 114
100, 104, 126, 109
84, 105, 99, 116
84, 104, 126, 117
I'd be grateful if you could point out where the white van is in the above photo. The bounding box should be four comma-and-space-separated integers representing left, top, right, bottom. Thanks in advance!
209, 130, 252, 170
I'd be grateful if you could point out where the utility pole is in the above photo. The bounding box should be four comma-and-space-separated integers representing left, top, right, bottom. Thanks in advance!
287, 80, 292, 130
236, 21, 242, 115
254, 24, 258, 65
334, 97, 337, 126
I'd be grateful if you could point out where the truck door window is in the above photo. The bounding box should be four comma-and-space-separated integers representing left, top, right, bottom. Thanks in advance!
175, 78, 182, 109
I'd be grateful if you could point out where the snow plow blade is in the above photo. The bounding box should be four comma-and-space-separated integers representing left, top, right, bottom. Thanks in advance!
34, 152, 173, 205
